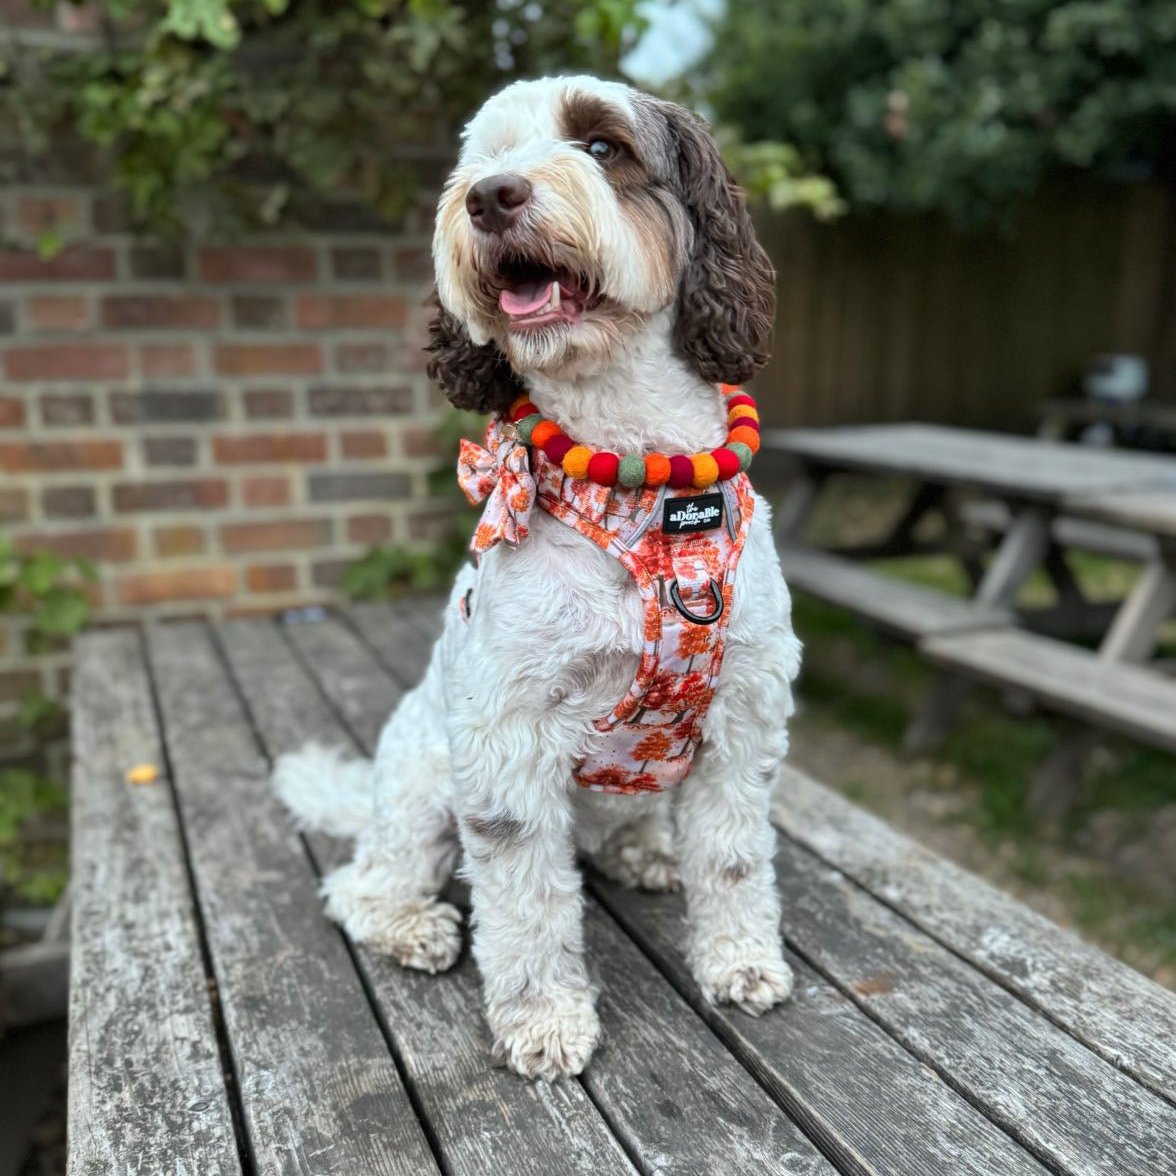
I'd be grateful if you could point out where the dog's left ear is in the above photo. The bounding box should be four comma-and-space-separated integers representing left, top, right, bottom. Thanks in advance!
660, 102, 776, 385
426, 291, 524, 416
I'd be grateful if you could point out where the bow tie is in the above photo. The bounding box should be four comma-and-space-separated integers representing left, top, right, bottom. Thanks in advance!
457, 419, 536, 554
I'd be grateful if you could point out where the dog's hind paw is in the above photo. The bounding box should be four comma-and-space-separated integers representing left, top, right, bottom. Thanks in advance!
490, 989, 601, 1081
323, 865, 462, 973
594, 825, 680, 893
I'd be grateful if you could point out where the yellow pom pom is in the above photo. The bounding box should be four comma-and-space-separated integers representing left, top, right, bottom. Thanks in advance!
691, 452, 720, 487
727, 404, 759, 425
562, 445, 593, 479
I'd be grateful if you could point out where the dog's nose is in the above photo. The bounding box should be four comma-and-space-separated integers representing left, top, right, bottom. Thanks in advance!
465, 174, 532, 233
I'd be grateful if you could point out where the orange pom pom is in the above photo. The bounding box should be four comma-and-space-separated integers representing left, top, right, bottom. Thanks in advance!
645, 453, 672, 485
691, 453, 720, 487
562, 445, 593, 479
719, 383, 740, 395
727, 404, 759, 424
729, 426, 761, 453
530, 420, 560, 448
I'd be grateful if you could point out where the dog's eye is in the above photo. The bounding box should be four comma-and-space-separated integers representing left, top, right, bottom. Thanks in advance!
585, 139, 616, 162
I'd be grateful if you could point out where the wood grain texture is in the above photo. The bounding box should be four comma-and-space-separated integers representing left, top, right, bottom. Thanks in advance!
1065, 488, 1176, 539
922, 628, 1176, 752
145, 622, 437, 1176
215, 616, 639, 1176
960, 500, 1159, 563
591, 881, 1049, 1176
772, 837, 1176, 1176
67, 629, 242, 1176
777, 544, 1011, 638
772, 766, 1176, 1104
763, 425, 1176, 502
345, 601, 442, 690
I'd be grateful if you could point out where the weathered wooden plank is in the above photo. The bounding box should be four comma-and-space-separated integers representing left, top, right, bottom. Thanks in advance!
771, 766, 1176, 1103
317, 609, 846, 1175
67, 629, 242, 1176
215, 616, 639, 1176
777, 544, 1010, 639
1065, 488, 1176, 540
592, 882, 1050, 1176
145, 622, 437, 1176
762, 425, 1175, 503
772, 837, 1176, 1176
922, 628, 1176, 753
343, 600, 441, 689
961, 499, 1158, 563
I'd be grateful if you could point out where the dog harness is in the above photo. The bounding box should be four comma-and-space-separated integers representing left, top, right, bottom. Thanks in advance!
457, 408, 755, 796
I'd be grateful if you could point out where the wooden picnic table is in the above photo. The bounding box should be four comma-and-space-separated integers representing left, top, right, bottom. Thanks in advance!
765, 424, 1176, 755
67, 603, 1176, 1176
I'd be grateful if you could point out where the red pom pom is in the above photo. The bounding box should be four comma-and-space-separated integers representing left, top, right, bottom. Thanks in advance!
512, 400, 538, 422
712, 447, 741, 480
588, 451, 619, 485
668, 454, 695, 489
728, 415, 759, 433
543, 434, 574, 464
725, 394, 755, 411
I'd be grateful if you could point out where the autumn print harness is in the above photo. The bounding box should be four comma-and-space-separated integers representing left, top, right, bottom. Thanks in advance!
457, 387, 762, 796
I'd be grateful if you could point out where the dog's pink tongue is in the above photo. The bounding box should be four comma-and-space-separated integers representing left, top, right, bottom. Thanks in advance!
500, 279, 556, 317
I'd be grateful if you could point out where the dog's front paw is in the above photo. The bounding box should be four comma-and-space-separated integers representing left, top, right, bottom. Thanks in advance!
694, 945, 794, 1016
489, 989, 601, 1081
322, 865, 462, 973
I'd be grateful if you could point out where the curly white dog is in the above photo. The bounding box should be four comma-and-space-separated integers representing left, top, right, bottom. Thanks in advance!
274, 75, 802, 1081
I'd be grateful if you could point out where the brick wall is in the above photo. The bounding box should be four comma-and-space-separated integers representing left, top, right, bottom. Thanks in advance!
0, 185, 453, 707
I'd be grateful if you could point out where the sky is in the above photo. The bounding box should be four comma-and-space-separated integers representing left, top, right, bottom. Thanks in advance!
620, 0, 723, 88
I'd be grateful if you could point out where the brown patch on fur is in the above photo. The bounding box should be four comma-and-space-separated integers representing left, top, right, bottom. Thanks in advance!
559, 91, 646, 188
721, 858, 753, 885
425, 290, 523, 415
464, 811, 526, 845
854, 973, 896, 997
655, 100, 776, 384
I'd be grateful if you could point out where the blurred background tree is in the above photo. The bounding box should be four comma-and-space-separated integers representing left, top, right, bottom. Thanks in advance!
706, 0, 1176, 222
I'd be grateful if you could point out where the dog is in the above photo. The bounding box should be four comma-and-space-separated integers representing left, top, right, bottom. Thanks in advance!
274, 74, 802, 1081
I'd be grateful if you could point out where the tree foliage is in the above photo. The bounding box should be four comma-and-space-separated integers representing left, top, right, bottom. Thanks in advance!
706, 0, 1176, 222
4, 0, 647, 234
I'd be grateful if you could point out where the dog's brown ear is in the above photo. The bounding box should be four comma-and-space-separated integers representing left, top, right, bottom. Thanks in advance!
426, 292, 524, 415
661, 103, 776, 385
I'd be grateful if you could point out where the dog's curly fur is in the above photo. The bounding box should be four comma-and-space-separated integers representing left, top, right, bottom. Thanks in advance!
275, 75, 801, 1082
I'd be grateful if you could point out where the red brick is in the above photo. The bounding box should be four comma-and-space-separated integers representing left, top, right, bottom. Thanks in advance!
153, 526, 206, 558
296, 294, 408, 329
27, 294, 91, 331
332, 247, 382, 280
214, 344, 322, 377
243, 389, 293, 419
101, 294, 221, 329
198, 246, 317, 283
246, 564, 298, 593
140, 343, 198, 378
116, 565, 237, 606
16, 195, 84, 237
401, 425, 441, 458
5, 342, 128, 381
129, 245, 186, 279
41, 486, 95, 518
0, 488, 30, 522
394, 246, 434, 282
242, 475, 292, 508
57, 2, 103, 33
221, 518, 333, 553
0, 671, 42, 704
231, 295, 286, 329
347, 514, 394, 545
0, 439, 123, 473
409, 506, 457, 542
308, 385, 412, 416
341, 430, 387, 460
0, 247, 116, 281
142, 436, 197, 466
213, 432, 327, 464
0, 396, 25, 429
335, 341, 389, 373
312, 559, 351, 588
112, 479, 228, 512
14, 527, 136, 562
41, 393, 94, 427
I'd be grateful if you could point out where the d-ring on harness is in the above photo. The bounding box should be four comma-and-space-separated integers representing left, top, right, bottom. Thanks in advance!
669, 577, 725, 625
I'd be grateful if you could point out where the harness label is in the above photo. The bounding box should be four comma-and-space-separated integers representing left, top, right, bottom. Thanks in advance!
663, 492, 724, 535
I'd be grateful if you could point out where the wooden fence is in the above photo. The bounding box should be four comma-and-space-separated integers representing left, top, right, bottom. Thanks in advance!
755, 178, 1176, 430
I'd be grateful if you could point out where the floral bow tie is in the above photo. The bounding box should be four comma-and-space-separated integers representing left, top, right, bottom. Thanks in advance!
457, 419, 536, 553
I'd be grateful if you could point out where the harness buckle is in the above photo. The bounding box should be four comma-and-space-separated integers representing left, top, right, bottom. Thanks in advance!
669, 577, 724, 626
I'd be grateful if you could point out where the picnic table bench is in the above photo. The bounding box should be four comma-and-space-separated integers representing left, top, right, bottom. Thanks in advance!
765, 424, 1176, 759
68, 601, 1176, 1175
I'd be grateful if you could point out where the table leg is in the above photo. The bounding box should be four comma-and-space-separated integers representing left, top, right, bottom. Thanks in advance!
1097, 555, 1176, 663
905, 505, 1054, 751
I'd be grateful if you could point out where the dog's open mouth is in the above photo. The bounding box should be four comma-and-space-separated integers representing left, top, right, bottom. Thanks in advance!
496, 259, 596, 331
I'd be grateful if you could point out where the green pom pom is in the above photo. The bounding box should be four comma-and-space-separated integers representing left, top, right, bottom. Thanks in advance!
729, 441, 753, 471
618, 455, 646, 487
516, 413, 543, 444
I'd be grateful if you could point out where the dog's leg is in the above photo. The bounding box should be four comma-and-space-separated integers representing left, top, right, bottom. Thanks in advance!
322, 642, 463, 974
674, 642, 795, 1015
452, 711, 598, 1081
